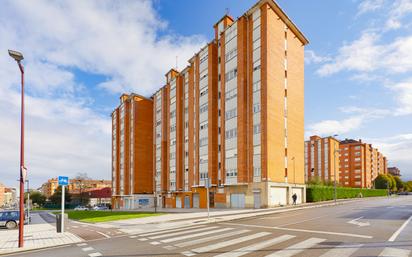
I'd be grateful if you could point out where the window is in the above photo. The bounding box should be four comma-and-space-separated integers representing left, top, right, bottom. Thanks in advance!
225, 48, 237, 62
253, 81, 261, 92
225, 68, 238, 82
200, 103, 208, 114
170, 125, 176, 132
200, 121, 208, 130
225, 108, 237, 120
200, 54, 208, 64
253, 124, 261, 134
225, 88, 237, 101
254, 167, 261, 177
199, 137, 208, 147
225, 128, 238, 139
253, 103, 261, 113
170, 110, 176, 118
200, 88, 208, 97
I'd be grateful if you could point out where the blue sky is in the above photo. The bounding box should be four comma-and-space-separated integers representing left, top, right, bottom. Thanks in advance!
0, 0, 411, 189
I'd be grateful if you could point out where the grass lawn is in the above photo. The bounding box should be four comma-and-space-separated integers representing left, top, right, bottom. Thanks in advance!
52, 210, 163, 223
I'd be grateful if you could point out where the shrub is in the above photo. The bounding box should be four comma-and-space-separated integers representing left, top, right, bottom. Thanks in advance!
306, 185, 387, 202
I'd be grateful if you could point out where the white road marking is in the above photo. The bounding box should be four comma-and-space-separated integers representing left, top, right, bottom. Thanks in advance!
82, 247, 94, 252
379, 247, 411, 257
138, 225, 207, 237
163, 245, 177, 250
174, 229, 250, 248
182, 251, 196, 256
129, 235, 137, 238
214, 234, 295, 257
88, 253, 103, 257
77, 243, 88, 246
95, 231, 111, 238
149, 226, 218, 240
319, 244, 363, 257
222, 222, 373, 239
191, 232, 271, 254
150, 241, 161, 245
388, 215, 412, 242
347, 217, 370, 227
161, 227, 234, 243
265, 237, 326, 257
138, 238, 148, 241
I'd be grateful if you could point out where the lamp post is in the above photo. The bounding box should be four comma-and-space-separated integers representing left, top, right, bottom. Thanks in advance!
8, 49, 25, 248
26, 180, 30, 225
333, 134, 339, 204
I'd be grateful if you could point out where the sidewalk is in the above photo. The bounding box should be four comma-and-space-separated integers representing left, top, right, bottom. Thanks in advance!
95, 197, 373, 234
0, 213, 83, 255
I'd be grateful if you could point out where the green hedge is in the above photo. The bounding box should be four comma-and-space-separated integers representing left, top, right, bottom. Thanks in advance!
306, 186, 387, 202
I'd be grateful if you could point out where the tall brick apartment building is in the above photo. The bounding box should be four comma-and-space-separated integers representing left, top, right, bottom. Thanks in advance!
304, 135, 340, 184
339, 139, 388, 188
112, 0, 308, 209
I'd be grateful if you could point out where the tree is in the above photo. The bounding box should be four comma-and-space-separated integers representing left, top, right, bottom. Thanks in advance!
393, 176, 404, 191
73, 172, 91, 206
387, 174, 397, 192
50, 186, 71, 207
374, 174, 390, 189
405, 181, 412, 192
28, 191, 46, 206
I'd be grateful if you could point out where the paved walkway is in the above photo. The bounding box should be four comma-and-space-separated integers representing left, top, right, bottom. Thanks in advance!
0, 213, 83, 255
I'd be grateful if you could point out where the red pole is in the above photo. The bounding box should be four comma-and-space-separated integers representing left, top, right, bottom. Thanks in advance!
18, 62, 24, 248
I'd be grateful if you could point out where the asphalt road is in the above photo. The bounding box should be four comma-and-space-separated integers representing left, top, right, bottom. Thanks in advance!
38, 211, 126, 240
6, 196, 412, 257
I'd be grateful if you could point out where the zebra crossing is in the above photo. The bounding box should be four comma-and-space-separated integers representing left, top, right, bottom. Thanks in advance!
131, 224, 412, 257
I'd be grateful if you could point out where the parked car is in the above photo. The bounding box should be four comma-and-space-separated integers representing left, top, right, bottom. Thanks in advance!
0, 210, 27, 229
93, 205, 109, 210
74, 205, 89, 211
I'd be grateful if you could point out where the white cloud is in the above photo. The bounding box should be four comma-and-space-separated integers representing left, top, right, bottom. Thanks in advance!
389, 79, 412, 115
307, 107, 390, 137
305, 50, 331, 64
307, 116, 363, 136
317, 32, 412, 76
0, 0, 207, 188
357, 0, 385, 15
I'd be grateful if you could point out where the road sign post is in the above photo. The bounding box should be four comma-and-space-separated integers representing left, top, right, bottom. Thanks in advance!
58, 176, 69, 233
205, 178, 210, 221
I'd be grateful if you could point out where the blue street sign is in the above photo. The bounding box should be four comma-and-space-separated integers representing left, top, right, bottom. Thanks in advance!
58, 176, 69, 186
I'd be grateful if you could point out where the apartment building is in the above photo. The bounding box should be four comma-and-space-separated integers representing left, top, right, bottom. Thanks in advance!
339, 139, 387, 188
152, 0, 308, 209
40, 178, 59, 198
304, 135, 340, 184
388, 167, 401, 177
111, 94, 154, 209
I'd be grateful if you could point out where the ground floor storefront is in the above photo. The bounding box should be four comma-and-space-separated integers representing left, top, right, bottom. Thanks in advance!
157, 182, 306, 209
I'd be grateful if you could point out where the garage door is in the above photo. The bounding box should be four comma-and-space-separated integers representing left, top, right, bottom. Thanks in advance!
176, 197, 182, 208
292, 188, 303, 204
270, 187, 287, 206
193, 194, 200, 208
230, 194, 245, 208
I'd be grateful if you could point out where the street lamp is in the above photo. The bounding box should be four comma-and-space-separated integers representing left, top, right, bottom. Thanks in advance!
8, 49, 25, 248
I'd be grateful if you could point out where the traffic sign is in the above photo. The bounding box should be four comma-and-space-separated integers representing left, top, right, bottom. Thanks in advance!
58, 176, 69, 186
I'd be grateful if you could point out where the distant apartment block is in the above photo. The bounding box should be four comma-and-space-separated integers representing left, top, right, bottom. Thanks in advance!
304, 135, 340, 184
136, 0, 308, 209
339, 139, 387, 188
388, 167, 401, 177
111, 94, 154, 209
41, 178, 111, 199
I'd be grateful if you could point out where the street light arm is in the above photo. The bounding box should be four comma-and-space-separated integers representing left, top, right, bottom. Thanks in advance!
18, 62, 24, 74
